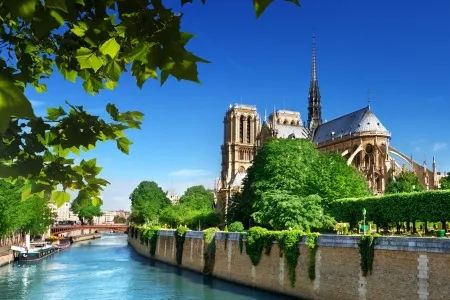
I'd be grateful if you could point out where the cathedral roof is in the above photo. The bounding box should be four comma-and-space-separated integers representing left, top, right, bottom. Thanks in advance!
312, 106, 390, 144
274, 123, 310, 139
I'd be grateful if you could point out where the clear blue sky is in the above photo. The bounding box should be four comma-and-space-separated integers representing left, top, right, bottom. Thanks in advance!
26, 0, 450, 210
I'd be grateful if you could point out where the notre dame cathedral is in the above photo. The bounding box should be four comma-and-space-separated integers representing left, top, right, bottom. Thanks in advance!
214, 35, 440, 217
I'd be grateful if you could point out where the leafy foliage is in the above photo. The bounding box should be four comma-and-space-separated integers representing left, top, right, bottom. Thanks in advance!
178, 185, 214, 210
129, 181, 170, 224
277, 230, 303, 287
235, 139, 368, 229
0, 180, 55, 238
252, 192, 335, 231
71, 199, 103, 225
203, 227, 220, 275
175, 225, 189, 265
329, 190, 450, 224
135, 225, 160, 257
0, 102, 142, 208
159, 186, 219, 229
385, 171, 425, 194
358, 235, 377, 276
440, 174, 450, 190
0, 0, 300, 210
245, 226, 277, 266
228, 221, 245, 233
306, 233, 319, 280
243, 226, 303, 287
113, 215, 127, 224
227, 189, 253, 228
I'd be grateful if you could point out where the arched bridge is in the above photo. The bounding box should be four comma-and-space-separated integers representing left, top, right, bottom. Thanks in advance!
51, 224, 128, 235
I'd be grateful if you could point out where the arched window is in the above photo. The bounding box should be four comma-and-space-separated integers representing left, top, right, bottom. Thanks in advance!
239, 150, 244, 160
239, 116, 244, 143
291, 120, 295, 125
247, 116, 251, 143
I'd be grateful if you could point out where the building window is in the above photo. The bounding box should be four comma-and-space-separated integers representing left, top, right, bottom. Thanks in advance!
239, 150, 244, 160
247, 117, 251, 143
239, 116, 244, 143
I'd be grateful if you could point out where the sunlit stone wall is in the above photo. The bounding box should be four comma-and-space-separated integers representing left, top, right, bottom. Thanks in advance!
129, 231, 450, 300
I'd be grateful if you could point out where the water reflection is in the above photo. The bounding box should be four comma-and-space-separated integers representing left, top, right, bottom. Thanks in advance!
0, 234, 293, 300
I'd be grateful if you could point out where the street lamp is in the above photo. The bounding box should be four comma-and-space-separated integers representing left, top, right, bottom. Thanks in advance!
363, 208, 367, 235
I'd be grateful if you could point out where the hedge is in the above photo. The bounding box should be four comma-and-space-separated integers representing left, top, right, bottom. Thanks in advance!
329, 190, 450, 224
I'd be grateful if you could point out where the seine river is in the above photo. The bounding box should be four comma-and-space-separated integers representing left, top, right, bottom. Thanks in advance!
0, 234, 291, 300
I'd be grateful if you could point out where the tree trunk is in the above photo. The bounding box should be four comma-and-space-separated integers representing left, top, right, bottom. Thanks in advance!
425, 221, 428, 234
406, 221, 411, 232
442, 221, 447, 231
412, 221, 416, 233
396, 222, 401, 234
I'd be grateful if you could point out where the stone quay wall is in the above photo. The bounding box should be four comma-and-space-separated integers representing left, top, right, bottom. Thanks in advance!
128, 230, 450, 300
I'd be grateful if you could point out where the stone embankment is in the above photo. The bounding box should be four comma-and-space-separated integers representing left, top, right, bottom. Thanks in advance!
129, 230, 450, 300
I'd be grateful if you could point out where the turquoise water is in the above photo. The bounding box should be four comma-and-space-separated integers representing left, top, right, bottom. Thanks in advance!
0, 234, 292, 299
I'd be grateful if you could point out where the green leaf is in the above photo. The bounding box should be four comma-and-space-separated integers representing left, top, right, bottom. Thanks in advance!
6, 0, 37, 20
115, 25, 126, 37
46, 106, 66, 121
116, 137, 132, 154
45, 0, 68, 13
76, 47, 104, 72
71, 21, 88, 37
35, 84, 48, 93
180, 32, 196, 45
83, 76, 104, 94
63, 69, 77, 83
49, 9, 65, 25
51, 191, 71, 207
20, 182, 50, 200
105, 81, 118, 90
106, 103, 119, 120
130, 111, 144, 121
99, 38, 121, 58
91, 196, 102, 206
253, 0, 275, 18
0, 75, 36, 134
104, 59, 122, 81
127, 42, 155, 63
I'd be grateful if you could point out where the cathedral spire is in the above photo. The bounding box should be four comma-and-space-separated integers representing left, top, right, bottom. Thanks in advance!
307, 32, 322, 134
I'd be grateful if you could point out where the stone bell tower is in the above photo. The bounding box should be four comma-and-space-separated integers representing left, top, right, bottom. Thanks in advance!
216, 104, 260, 220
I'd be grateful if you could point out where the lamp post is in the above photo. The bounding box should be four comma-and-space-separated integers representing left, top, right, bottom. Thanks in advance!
363, 208, 367, 235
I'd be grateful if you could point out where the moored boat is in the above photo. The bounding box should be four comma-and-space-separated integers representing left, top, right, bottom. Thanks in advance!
45, 235, 72, 250
11, 242, 57, 262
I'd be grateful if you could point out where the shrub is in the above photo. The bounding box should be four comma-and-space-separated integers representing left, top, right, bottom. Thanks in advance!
228, 221, 245, 233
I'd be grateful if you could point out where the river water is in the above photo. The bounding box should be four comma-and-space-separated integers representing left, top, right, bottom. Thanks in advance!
0, 234, 291, 300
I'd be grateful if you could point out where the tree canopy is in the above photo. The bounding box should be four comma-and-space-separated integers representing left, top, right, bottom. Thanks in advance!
440, 174, 450, 190
71, 199, 103, 225
0, 180, 55, 238
129, 181, 170, 224
0, 0, 300, 210
178, 185, 214, 211
229, 138, 370, 229
385, 170, 425, 194
159, 185, 219, 229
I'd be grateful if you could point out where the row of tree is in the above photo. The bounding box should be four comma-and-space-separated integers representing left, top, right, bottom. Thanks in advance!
129, 181, 219, 229
0, 180, 55, 238
329, 190, 450, 227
